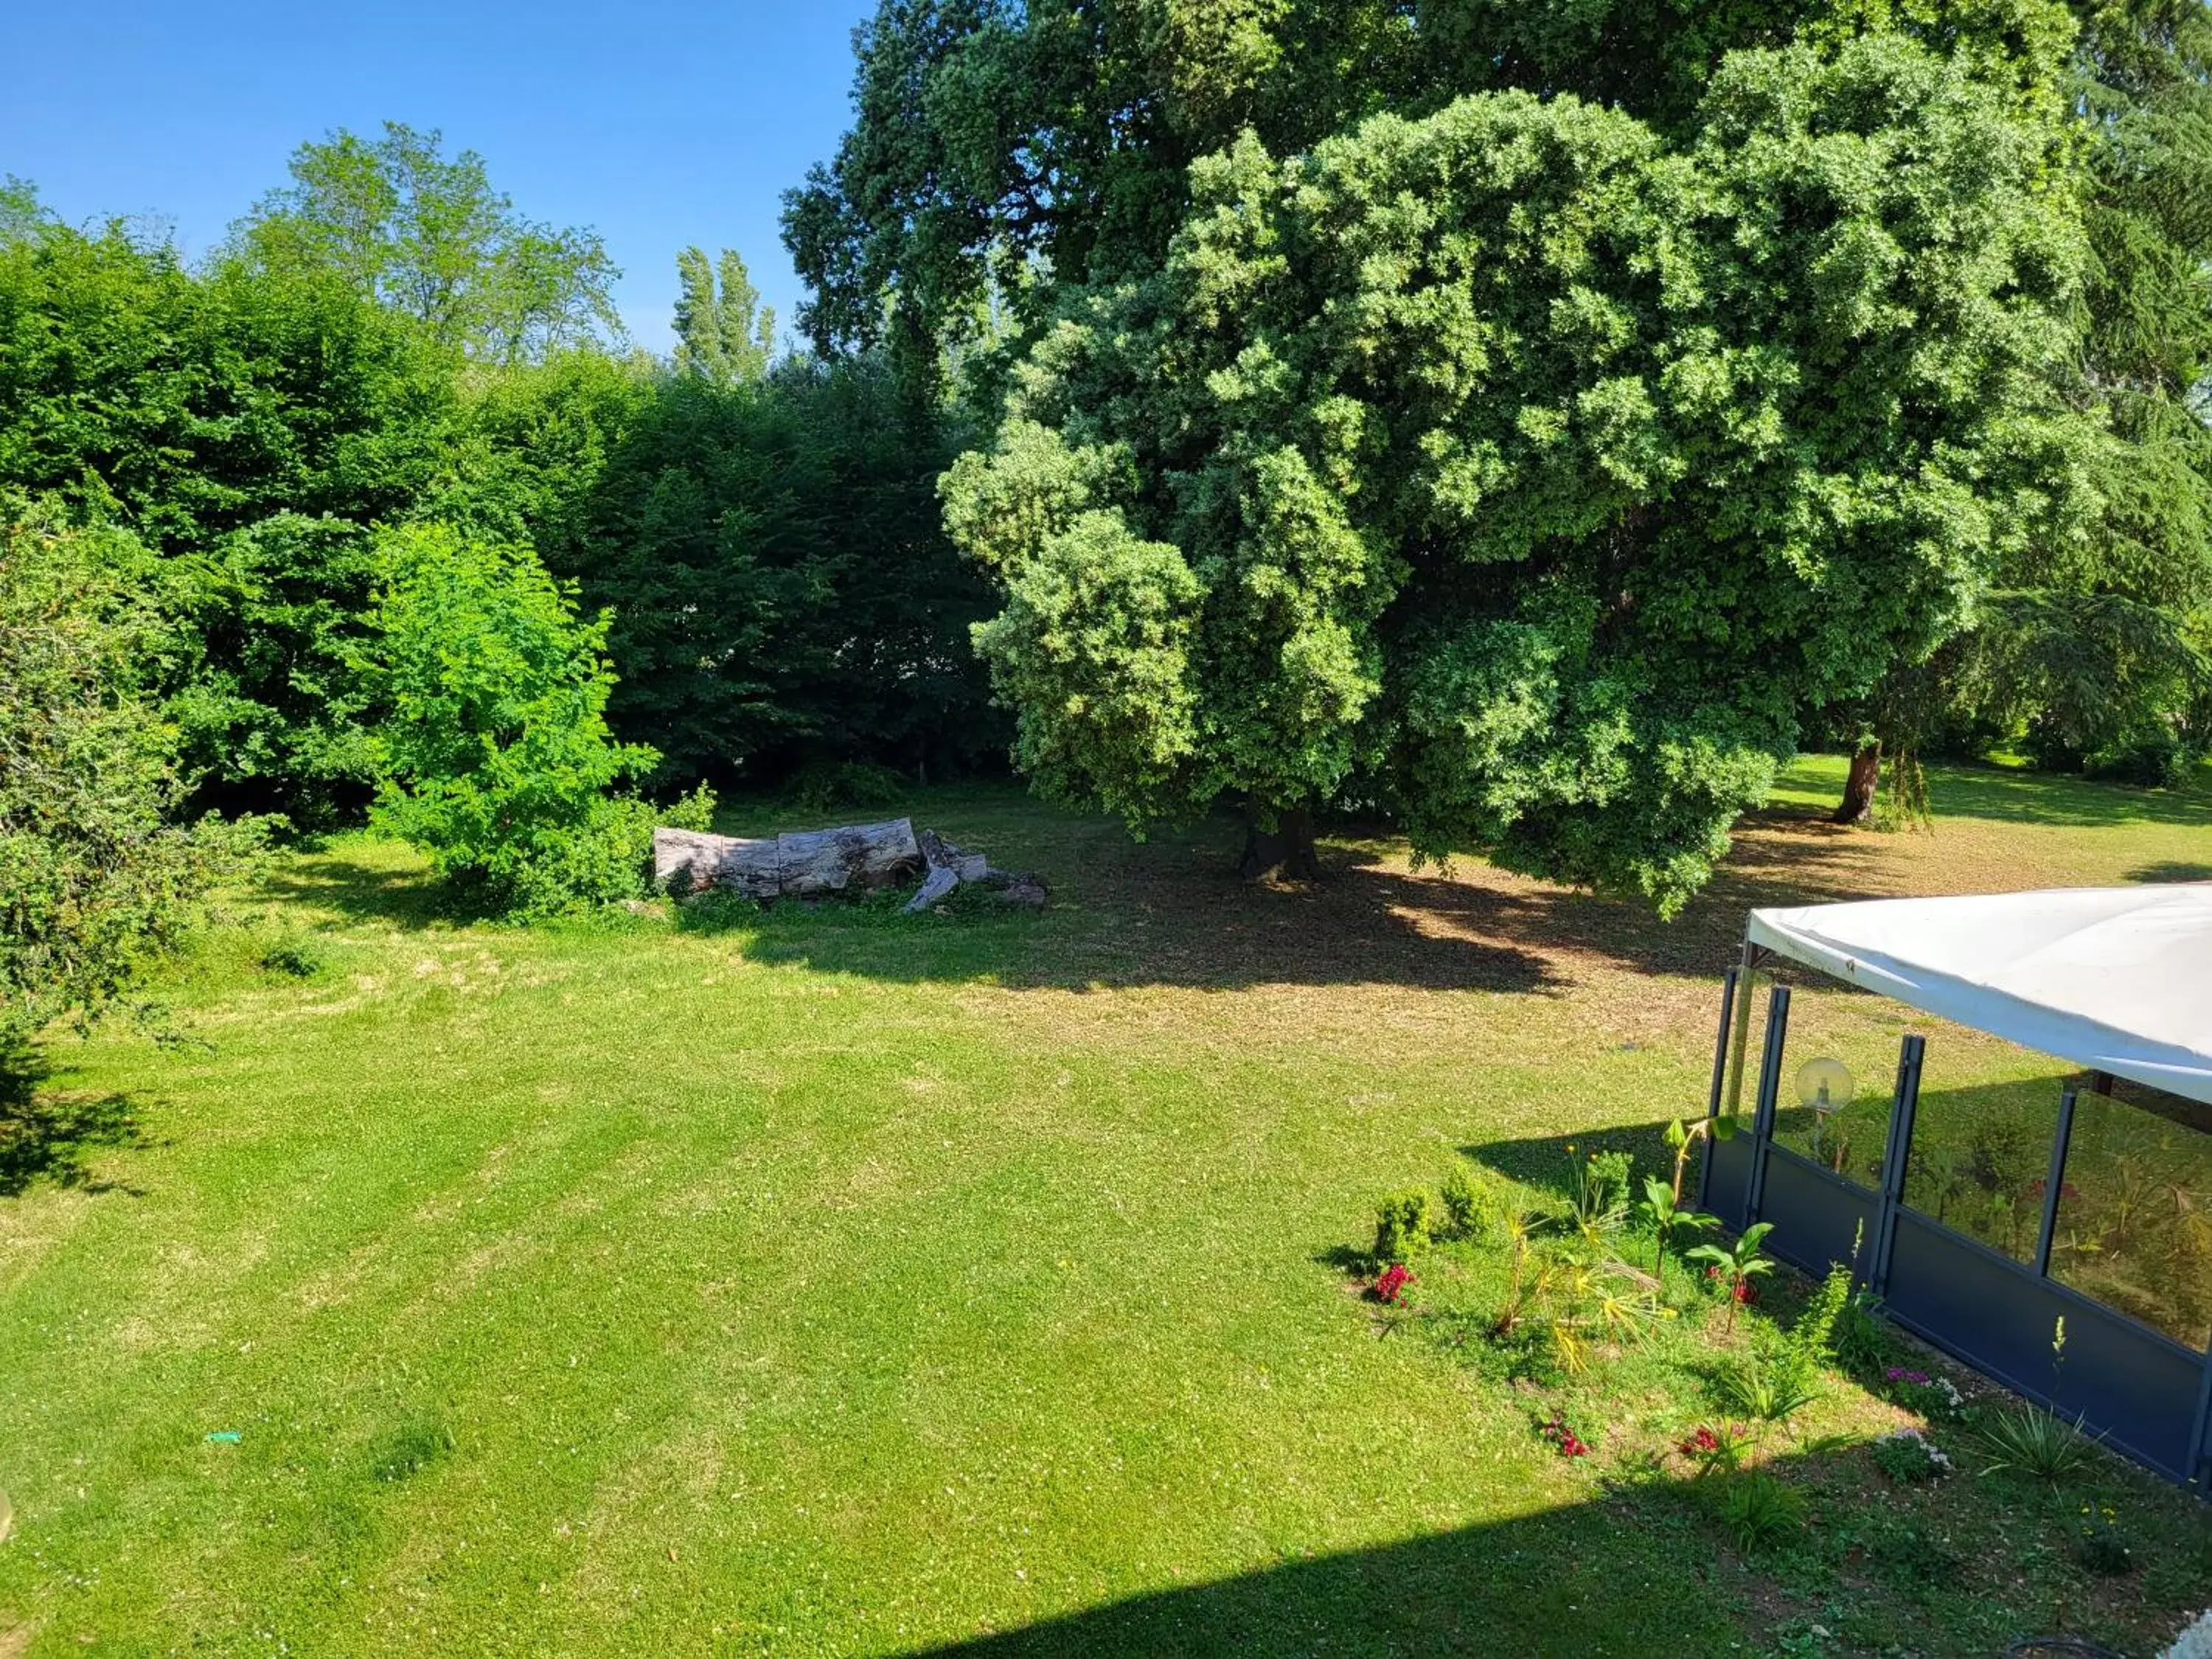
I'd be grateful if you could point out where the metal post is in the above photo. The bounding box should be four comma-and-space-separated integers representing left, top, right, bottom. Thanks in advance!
2188, 1340, 2212, 1498
2033, 1088, 2079, 1277
1743, 984, 1791, 1221
1868, 1034, 1926, 1294
1697, 968, 1740, 1203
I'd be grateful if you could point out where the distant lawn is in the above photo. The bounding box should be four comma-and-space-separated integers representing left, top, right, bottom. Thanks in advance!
1, 758, 2208, 1655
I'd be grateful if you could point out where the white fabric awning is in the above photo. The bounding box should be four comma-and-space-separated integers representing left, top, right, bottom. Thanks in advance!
1746, 886, 2212, 1105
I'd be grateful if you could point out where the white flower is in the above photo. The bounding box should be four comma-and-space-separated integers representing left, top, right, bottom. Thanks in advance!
2163, 1609, 2212, 1659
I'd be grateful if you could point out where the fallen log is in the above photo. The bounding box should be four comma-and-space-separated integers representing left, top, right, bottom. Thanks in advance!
653, 818, 922, 900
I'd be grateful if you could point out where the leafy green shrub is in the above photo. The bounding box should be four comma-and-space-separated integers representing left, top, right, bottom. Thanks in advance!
1372, 1192, 1429, 1265
1, 506, 264, 1048
1439, 1169, 1480, 1240
1791, 1266, 1854, 1363
1714, 1472, 1805, 1554
363, 524, 712, 919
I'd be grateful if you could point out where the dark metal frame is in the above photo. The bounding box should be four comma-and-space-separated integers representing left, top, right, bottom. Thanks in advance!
1698, 966, 2212, 1492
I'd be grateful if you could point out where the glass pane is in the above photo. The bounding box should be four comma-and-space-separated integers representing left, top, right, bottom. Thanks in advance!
2049, 1081, 2212, 1352
1762, 973, 1905, 1191
1899, 1045, 2071, 1265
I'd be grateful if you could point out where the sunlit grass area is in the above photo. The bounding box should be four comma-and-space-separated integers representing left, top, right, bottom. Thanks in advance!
1, 757, 2209, 1655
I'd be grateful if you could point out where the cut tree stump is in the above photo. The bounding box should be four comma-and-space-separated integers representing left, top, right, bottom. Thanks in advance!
653, 818, 922, 900
902, 828, 1048, 913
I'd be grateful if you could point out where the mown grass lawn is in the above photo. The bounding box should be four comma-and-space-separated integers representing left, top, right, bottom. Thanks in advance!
2, 757, 2210, 1657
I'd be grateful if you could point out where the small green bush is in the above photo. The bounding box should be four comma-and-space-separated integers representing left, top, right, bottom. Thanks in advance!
1373, 1191, 1429, 1265
1439, 1169, 1480, 1240
2075, 1503, 2134, 1575
364, 524, 712, 919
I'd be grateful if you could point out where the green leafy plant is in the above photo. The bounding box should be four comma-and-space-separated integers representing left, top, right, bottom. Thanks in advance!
1372, 1191, 1429, 1267
1831, 1288, 1903, 1377
363, 523, 714, 919
1686, 1222, 1775, 1335
1974, 1407, 2095, 1481
2075, 1502, 2133, 1575
1714, 1472, 1806, 1554
1868, 1428, 1953, 1483
1566, 1145, 1632, 1245
1713, 1346, 1821, 1427
1439, 1169, 1481, 1241
1635, 1175, 1717, 1282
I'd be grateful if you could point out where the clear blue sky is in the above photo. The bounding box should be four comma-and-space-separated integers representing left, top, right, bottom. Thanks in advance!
2, 0, 875, 352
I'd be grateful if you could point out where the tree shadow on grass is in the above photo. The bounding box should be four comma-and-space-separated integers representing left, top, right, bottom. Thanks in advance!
1919, 762, 2212, 830
2125, 860, 2212, 885
713, 801, 1885, 994
900, 1444, 2140, 1659
243, 855, 454, 932
0, 1041, 147, 1197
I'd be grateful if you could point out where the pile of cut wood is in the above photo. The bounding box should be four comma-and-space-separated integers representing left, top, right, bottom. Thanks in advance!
652, 818, 1047, 914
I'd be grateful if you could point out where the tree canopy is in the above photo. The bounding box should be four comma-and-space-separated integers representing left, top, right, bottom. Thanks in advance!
233, 122, 623, 364
931, 13, 2100, 908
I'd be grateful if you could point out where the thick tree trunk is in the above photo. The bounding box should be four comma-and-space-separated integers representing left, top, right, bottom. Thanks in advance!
1239, 804, 1321, 881
654, 818, 922, 899
1835, 742, 1882, 825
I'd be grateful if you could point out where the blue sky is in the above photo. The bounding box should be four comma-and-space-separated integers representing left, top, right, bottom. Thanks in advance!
2, 1, 875, 352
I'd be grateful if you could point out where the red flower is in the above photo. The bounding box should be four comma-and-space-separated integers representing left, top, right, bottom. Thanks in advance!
1373, 1264, 1415, 1305
1731, 1279, 1759, 1304
1679, 1426, 1722, 1455
1540, 1416, 1590, 1458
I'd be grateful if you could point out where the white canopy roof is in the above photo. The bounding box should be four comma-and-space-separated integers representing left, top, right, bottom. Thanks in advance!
1746, 886, 2212, 1105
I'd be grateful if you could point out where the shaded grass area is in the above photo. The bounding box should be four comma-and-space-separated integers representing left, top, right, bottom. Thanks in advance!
0, 757, 2206, 1655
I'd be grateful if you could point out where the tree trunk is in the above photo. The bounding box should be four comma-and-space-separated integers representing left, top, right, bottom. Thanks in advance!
1239, 804, 1321, 881
1834, 742, 1882, 825
653, 818, 922, 899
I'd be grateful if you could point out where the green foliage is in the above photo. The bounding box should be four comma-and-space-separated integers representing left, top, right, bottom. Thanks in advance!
0, 507, 261, 1044
1974, 1406, 2096, 1481
1439, 1169, 1481, 1241
675, 248, 774, 386
1831, 1287, 1904, 1377
1688, 1222, 1776, 1333
362, 523, 675, 919
0, 206, 454, 818
939, 30, 2094, 908
2076, 1500, 2134, 1574
1792, 1266, 1855, 1366
1714, 1471, 1806, 1554
1373, 1190, 1429, 1265
1567, 1147, 1634, 1243
233, 122, 622, 364
1713, 1346, 1822, 1426
447, 350, 1003, 787
1869, 1428, 1954, 1483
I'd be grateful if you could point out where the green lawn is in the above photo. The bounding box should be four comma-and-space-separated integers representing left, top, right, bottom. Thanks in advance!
2, 757, 2210, 1656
